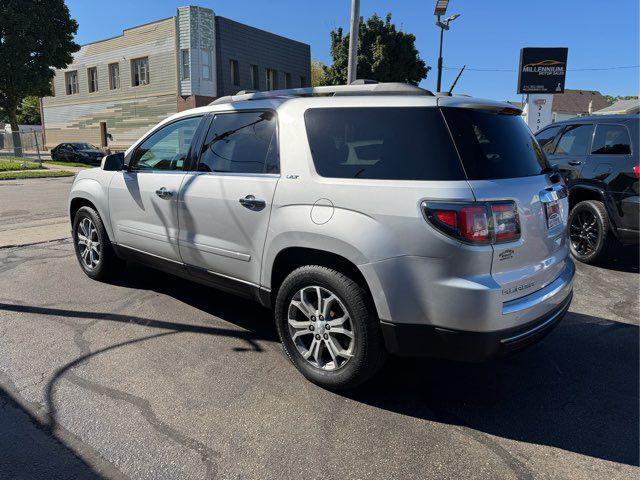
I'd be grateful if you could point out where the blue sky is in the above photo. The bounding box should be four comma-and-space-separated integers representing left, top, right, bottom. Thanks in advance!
66, 0, 639, 101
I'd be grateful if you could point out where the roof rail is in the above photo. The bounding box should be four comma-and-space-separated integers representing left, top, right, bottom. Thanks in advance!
210, 82, 433, 105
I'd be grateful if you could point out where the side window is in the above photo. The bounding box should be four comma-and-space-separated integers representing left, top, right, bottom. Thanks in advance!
535, 126, 562, 155
591, 124, 632, 155
131, 116, 202, 171
198, 111, 278, 174
554, 124, 594, 156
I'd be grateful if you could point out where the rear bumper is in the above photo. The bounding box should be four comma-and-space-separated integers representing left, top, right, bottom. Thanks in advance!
381, 291, 572, 361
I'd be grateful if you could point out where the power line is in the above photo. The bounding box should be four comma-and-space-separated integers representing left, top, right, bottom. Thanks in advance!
443, 65, 639, 72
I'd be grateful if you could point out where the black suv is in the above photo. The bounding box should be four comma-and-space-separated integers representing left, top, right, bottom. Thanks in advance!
535, 115, 639, 263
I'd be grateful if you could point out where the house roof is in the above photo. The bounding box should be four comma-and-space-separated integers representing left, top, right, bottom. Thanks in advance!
551, 89, 611, 115
592, 98, 640, 115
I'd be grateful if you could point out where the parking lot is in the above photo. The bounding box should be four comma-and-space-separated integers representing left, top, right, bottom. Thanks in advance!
0, 177, 638, 479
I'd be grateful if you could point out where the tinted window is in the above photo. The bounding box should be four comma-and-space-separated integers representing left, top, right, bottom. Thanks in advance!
72, 143, 95, 150
591, 124, 632, 155
535, 126, 562, 155
442, 107, 549, 180
199, 111, 278, 174
304, 107, 464, 180
554, 124, 594, 156
131, 116, 202, 171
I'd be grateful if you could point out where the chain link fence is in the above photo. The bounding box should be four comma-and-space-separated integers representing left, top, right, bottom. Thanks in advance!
0, 131, 46, 162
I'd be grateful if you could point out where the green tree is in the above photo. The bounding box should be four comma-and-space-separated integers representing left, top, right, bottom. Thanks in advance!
16, 96, 42, 125
322, 13, 429, 86
311, 59, 327, 87
604, 95, 638, 104
0, 0, 79, 155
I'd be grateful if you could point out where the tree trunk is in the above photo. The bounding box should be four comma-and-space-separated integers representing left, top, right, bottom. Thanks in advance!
9, 107, 23, 158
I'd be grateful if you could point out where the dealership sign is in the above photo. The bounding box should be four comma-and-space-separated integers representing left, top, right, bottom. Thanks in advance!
518, 47, 568, 94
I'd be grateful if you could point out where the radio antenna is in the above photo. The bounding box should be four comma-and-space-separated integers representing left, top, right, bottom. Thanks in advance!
448, 64, 466, 94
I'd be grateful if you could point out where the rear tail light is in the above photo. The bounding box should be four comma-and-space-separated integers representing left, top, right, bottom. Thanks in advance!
423, 201, 520, 245
633, 165, 640, 178
491, 202, 520, 242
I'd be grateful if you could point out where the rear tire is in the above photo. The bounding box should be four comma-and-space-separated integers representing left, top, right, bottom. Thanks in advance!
568, 200, 612, 264
72, 206, 124, 280
274, 265, 386, 390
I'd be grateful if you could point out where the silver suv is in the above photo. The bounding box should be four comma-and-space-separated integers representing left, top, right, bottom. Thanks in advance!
69, 82, 574, 389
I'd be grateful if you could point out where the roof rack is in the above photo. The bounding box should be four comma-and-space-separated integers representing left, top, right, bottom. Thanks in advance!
210, 81, 434, 105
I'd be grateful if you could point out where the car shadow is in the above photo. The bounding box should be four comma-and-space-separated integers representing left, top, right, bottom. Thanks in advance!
343, 311, 639, 467
594, 244, 639, 273
108, 261, 278, 343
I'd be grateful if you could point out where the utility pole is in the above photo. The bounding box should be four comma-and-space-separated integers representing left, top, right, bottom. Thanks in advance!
347, 0, 360, 84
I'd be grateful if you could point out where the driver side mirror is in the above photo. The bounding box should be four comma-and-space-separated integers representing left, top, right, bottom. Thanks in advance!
102, 152, 124, 171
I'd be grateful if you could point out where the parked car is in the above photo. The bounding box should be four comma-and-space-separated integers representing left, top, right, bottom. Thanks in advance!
535, 115, 639, 263
68, 82, 574, 389
51, 142, 105, 165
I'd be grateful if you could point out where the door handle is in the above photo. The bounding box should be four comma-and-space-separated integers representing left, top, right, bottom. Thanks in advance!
239, 195, 266, 211
568, 160, 584, 166
155, 187, 173, 199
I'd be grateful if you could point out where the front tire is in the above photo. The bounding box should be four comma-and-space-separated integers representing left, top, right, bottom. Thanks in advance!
72, 206, 124, 280
274, 265, 386, 390
568, 200, 612, 264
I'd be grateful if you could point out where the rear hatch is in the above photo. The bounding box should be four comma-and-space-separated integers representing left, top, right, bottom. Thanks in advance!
439, 100, 570, 302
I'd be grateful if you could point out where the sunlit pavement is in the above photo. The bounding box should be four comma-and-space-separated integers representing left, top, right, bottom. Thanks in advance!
0, 176, 637, 480
0, 239, 637, 479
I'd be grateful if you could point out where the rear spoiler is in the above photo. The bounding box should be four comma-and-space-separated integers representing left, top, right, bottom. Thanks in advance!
437, 97, 522, 115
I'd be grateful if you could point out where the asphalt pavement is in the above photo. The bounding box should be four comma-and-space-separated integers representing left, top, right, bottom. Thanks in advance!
0, 178, 638, 479
0, 176, 76, 247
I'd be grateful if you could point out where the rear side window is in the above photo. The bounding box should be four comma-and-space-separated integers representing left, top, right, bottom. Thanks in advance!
304, 107, 465, 180
554, 124, 594, 156
442, 107, 549, 180
199, 111, 278, 174
591, 124, 632, 155
535, 126, 562, 155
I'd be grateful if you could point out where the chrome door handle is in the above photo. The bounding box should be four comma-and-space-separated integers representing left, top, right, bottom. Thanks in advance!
568, 160, 583, 166
239, 195, 266, 211
155, 187, 173, 199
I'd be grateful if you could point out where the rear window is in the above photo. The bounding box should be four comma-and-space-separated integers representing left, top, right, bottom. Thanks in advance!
591, 124, 632, 155
304, 107, 465, 180
442, 107, 549, 180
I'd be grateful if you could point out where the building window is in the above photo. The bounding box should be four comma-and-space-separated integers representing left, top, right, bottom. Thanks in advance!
266, 68, 277, 90
181, 49, 190, 80
285, 73, 292, 89
230, 59, 239, 86
300, 76, 307, 88
202, 50, 212, 80
250, 65, 259, 90
108, 63, 120, 90
87, 67, 98, 93
131, 57, 149, 86
65, 70, 79, 95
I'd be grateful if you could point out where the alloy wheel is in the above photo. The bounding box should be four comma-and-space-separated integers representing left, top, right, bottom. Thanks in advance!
76, 217, 101, 269
569, 210, 599, 256
287, 286, 355, 371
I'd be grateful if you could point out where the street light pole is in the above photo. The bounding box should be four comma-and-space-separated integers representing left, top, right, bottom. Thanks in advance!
347, 0, 360, 84
434, 13, 460, 93
436, 15, 444, 92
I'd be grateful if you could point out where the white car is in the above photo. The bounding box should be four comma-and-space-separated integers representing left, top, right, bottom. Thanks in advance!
69, 82, 574, 389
